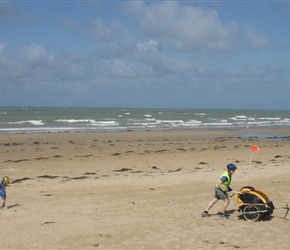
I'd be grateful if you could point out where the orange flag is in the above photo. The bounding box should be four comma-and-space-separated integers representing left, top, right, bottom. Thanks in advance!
252, 145, 260, 152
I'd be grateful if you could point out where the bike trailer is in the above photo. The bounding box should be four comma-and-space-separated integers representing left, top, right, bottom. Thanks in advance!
236, 186, 275, 222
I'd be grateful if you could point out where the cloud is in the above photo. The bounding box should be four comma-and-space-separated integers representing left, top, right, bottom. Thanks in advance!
0, 43, 8, 54
62, 15, 193, 75
60, 1, 270, 77
123, 1, 239, 52
0, 43, 88, 92
243, 26, 270, 49
137, 39, 161, 54
62, 17, 112, 42
0, 1, 34, 24
22, 43, 50, 62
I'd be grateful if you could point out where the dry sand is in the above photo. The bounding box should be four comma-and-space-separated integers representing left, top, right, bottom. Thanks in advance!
1, 128, 290, 249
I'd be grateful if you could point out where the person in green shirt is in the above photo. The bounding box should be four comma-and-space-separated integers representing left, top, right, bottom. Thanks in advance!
202, 164, 237, 219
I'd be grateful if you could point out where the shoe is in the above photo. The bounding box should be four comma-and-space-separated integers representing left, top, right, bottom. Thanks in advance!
219, 213, 229, 219
202, 211, 210, 217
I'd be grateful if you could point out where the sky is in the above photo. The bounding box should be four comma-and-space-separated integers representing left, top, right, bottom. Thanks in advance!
0, 0, 290, 110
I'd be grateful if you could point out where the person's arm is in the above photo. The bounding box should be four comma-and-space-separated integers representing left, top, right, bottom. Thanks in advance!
217, 179, 226, 192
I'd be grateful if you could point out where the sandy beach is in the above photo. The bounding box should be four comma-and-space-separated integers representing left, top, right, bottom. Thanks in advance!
1, 128, 290, 249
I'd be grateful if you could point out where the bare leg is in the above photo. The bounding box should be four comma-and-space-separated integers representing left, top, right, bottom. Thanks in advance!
205, 197, 219, 212
0, 200, 5, 208
221, 198, 230, 214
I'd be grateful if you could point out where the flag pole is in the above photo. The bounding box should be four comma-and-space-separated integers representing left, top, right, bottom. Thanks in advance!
246, 145, 260, 186
246, 151, 253, 186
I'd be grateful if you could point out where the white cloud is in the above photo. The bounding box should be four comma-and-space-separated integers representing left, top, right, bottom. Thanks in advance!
137, 39, 161, 54
124, 1, 238, 52
0, 1, 34, 24
87, 18, 112, 41
0, 43, 8, 54
21, 43, 50, 62
244, 27, 270, 49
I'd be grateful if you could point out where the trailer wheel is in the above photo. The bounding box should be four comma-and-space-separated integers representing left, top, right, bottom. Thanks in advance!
243, 205, 260, 222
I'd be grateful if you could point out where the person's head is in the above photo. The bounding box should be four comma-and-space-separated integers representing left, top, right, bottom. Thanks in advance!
2, 176, 10, 185
227, 163, 237, 175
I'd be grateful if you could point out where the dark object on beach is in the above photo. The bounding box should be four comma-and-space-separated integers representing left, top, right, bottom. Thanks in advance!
38, 175, 59, 179
42, 221, 55, 225
7, 203, 20, 209
12, 177, 31, 183
113, 168, 132, 172
168, 168, 182, 173
70, 176, 88, 180
83, 172, 97, 175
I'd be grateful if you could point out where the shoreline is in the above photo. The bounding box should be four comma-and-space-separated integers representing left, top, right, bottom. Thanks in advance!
1, 126, 290, 136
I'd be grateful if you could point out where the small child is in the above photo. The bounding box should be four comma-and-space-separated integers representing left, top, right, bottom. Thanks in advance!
202, 164, 237, 219
0, 176, 10, 209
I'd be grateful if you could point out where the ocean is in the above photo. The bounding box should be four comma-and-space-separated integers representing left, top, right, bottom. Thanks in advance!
0, 106, 290, 134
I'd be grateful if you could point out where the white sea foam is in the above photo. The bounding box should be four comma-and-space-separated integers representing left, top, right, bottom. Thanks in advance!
257, 117, 280, 120
7, 120, 44, 126
55, 119, 96, 123
157, 120, 184, 123
1, 107, 289, 134
90, 121, 119, 126
181, 120, 202, 126
231, 116, 248, 120
276, 119, 290, 124
55, 119, 119, 127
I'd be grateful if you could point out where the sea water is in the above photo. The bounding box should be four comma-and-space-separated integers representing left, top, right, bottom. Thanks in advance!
0, 106, 289, 134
